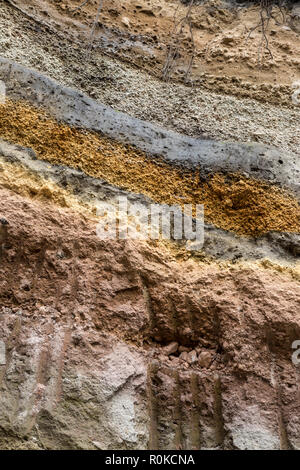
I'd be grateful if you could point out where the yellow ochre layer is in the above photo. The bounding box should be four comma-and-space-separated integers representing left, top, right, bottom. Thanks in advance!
0, 99, 299, 237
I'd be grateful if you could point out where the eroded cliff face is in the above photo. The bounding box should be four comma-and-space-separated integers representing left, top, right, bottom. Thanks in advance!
0, 0, 299, 450
0, 181, 300, 450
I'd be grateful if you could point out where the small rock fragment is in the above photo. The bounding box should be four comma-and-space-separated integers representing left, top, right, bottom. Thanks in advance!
163, 341, 178, 356
169, 356, 180, 365
222, 36, 235, 46
122, 17, 131, 28
140, 8, 156, 17
179, 351, 189, 362
182, 327, 192, 336
187, 350, 197, 364
198, 351, 213, 368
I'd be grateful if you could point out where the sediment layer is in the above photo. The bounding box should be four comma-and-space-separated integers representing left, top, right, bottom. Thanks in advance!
1, 98, 299, 237
1, 57, 299, 193
0, 185, 300, 449
0, 0, 299, 452
2, 140, 300, 264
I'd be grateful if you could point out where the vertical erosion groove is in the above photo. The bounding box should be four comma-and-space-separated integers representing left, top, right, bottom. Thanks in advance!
147, 361, 159, 450
213, 373, 225, 447
190, 372, 202, 450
